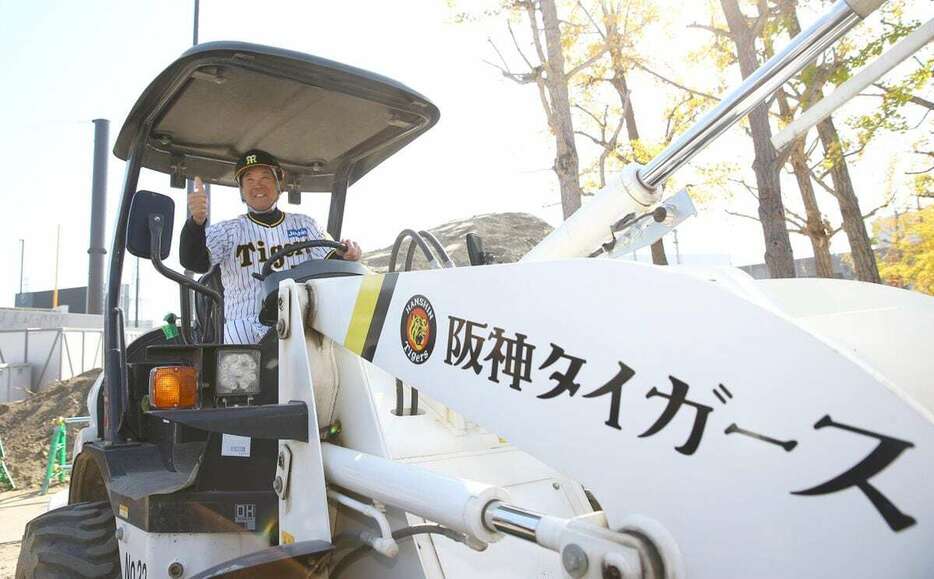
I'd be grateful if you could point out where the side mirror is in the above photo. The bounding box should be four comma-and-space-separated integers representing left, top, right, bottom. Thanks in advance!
127, 190, 175, 259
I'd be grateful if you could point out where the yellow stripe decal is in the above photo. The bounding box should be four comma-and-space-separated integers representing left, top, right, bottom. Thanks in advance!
344, 274, 385, 355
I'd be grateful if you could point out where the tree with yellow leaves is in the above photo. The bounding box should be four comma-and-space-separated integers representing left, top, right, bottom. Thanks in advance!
875, 206, 934, 295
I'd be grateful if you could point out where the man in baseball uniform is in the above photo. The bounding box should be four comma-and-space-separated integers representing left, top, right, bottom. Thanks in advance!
180, 149, 362, 344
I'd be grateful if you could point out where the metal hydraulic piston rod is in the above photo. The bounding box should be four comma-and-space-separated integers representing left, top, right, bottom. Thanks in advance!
638, 0, 876, 188
484, 502, 682, 579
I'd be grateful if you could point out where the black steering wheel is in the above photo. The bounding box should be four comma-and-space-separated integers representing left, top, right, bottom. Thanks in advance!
252, 239, 347, 281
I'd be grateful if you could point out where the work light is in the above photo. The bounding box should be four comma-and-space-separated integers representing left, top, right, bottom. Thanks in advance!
149, 366, 199, 409
216, 350, 261, 397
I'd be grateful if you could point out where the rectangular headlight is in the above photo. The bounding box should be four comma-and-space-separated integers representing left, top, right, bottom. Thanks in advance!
216, 350, 261, 397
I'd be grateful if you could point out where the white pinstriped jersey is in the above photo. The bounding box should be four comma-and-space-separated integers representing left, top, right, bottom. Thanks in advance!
206, 212, 331, 344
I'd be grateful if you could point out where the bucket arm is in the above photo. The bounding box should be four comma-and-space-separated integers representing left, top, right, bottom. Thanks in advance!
296, 261, 934, 578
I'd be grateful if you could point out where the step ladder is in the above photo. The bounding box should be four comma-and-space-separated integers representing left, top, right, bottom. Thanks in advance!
39, 418, 69, 495
0, 436, 14, 490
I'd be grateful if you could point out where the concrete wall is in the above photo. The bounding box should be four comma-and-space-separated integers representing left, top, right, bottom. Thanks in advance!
739, 255, 856, 280
0, 307, 105, 330
0, 326, 149, 395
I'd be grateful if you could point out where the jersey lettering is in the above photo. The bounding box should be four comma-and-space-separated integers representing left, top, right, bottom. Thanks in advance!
205, 213, 330, 344
235, 242, 255, 267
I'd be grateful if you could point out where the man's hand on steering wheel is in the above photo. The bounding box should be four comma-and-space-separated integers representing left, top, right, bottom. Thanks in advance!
253, 238, 363, 281
338, 239, 362, 261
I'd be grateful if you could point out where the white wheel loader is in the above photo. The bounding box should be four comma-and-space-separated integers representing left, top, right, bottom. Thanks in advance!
17, 1, 934, 577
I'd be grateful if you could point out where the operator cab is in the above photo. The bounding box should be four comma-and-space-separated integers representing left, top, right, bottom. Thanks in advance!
87, 40, 439, 464
117, 41, 439, 348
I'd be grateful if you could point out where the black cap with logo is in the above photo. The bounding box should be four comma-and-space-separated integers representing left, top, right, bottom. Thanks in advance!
234, 149, 284, 185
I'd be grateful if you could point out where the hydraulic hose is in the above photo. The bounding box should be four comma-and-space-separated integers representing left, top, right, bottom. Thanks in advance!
387, 229, 436, 272
330, 524, 480, 578
418, 230, 455, 268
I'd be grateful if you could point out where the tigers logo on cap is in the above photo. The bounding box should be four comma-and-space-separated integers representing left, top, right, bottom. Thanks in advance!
235, 149, 283, 184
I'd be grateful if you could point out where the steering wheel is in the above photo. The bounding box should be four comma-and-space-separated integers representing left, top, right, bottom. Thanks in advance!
252, 239, 347, 281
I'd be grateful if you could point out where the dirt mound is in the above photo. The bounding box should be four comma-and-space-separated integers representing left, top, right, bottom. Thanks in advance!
0, 370, 101, 491
363, 212, 553, 271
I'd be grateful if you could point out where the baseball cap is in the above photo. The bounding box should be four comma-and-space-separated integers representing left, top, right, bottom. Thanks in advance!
234, 149, 284, 184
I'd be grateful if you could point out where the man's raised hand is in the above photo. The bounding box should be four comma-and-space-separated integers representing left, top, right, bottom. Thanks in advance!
188, 176, 208, 225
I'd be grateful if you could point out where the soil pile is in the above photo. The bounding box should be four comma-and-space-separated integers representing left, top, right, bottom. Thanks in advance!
363, 212, 553, 271
0, 370, 101, 490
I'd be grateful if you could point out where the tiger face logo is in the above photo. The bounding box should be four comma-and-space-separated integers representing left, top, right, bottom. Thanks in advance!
400, 295, 436, 364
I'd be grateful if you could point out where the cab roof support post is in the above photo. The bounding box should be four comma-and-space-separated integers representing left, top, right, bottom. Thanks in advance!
327, 166, 352, 240
104, 125, 147, 443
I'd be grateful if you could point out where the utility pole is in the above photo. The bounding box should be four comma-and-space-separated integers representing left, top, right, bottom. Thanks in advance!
52, 225, 62, 309
18, 239, 24, 296
193, 0, 200, 45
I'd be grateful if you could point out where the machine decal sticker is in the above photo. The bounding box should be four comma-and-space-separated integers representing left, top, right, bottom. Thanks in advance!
344, 273, 398, 361
791, 416, 916, 532
124, 552, 147, 579
221, 433, 251, 457
119, 504, 128, 519
401, 295, 437, 364
235, 503, 257, 530
442, 313, 917, 532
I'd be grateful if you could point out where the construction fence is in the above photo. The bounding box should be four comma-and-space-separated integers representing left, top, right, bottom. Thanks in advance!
0, 327, 148, 402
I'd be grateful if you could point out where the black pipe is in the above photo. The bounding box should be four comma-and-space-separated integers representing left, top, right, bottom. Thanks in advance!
395, 379, 404, 416
87, 119, 109, 315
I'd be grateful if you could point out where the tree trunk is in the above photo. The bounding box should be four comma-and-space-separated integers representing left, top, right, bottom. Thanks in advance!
815, 118, 882, 283
775, 88, 834, 278
778, 0, 880, 283
617, 72, 669, 265
790, 143, 835, 277
539, 0, 584, 218
721, 0, 796, 278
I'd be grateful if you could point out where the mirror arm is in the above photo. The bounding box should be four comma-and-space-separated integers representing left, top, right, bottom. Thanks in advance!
177, 286, 193, 345
148, 214, 225, 344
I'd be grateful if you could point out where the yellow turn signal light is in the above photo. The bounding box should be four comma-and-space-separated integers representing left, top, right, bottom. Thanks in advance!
149, 366, 199, 409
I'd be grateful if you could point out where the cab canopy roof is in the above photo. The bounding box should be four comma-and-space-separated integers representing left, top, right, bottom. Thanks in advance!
115, 41, 439, 193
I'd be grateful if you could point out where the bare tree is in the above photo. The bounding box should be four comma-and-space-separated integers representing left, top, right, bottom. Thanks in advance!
719, 0, 796, 278
488, 0, 595, 218
580, 0, 670, 263
775, 0, 881, 282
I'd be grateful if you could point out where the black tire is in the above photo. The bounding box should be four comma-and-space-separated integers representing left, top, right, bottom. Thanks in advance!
15, 500, 120, 579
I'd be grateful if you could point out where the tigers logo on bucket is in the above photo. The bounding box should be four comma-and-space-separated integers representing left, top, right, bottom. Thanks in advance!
400, 295, 436, 364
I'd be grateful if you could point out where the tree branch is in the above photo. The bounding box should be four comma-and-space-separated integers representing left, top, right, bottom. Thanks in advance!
688, 22, 733, 40
566, 46, 609, 79
632, 62, 719, 102
576, 0, 605, 40
574, 130, 607, 147
725, 209, 762, 223
872, 82, 934, 111
503, 20, 535, 72
523, 1, 549, 70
